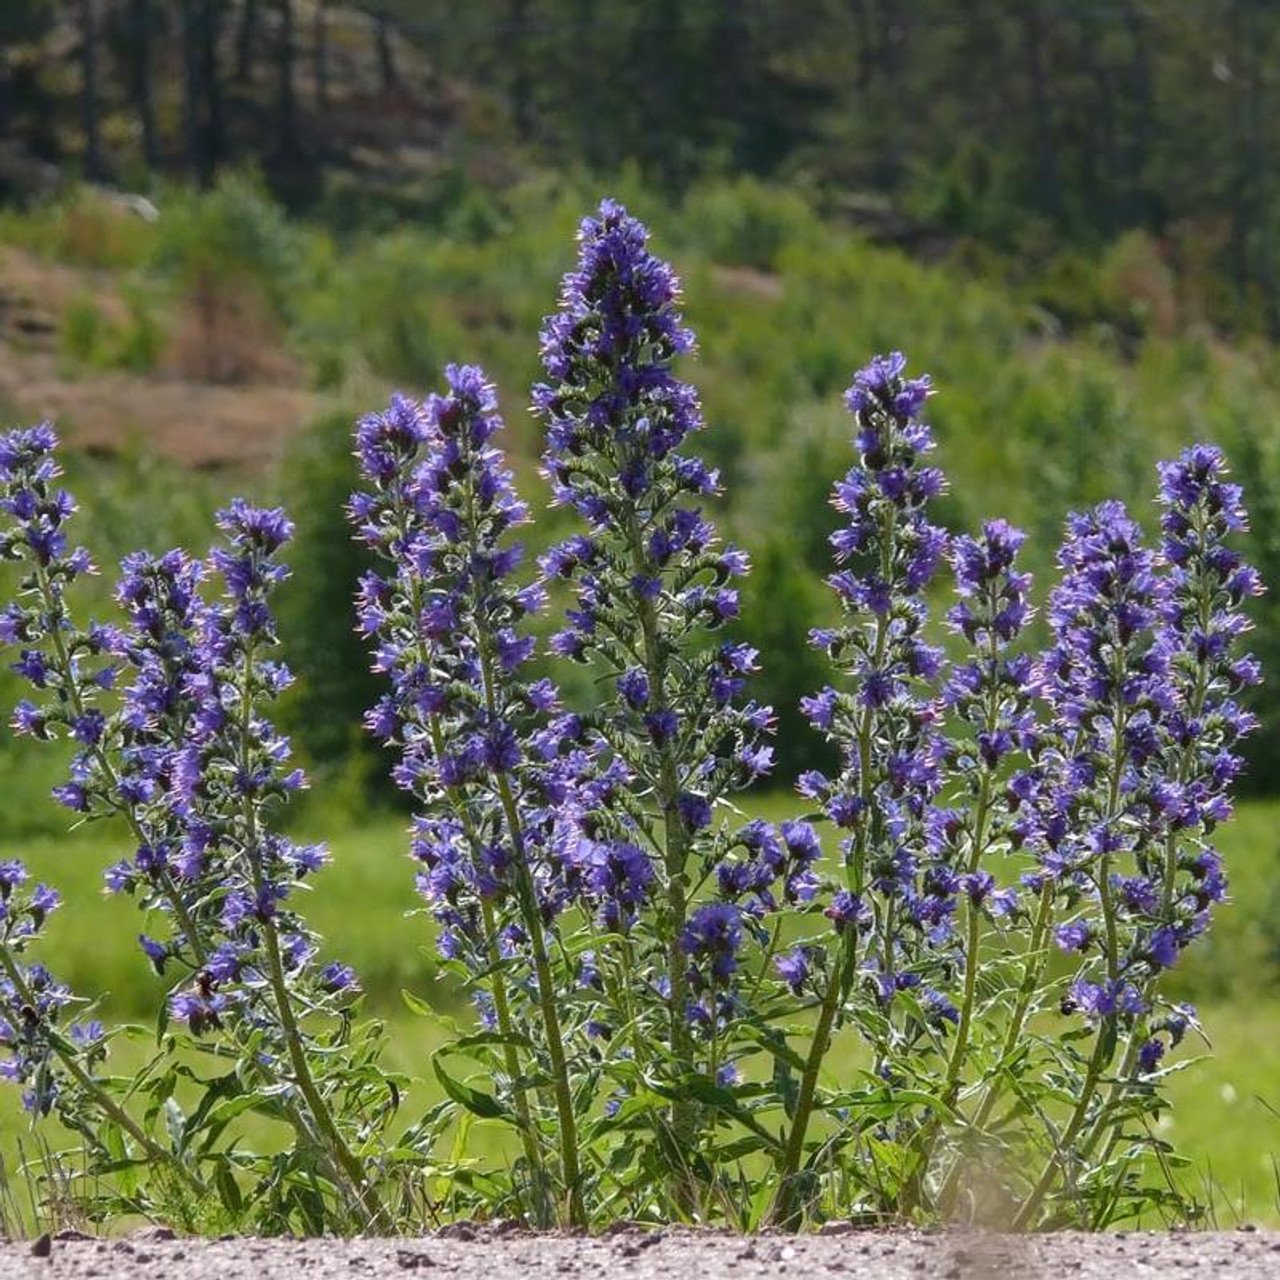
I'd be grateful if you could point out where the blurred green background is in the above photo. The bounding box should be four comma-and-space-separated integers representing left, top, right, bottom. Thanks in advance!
1, 0, 1279, 1225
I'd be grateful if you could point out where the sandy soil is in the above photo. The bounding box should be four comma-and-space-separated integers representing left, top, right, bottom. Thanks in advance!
5, 1224, 1280, 1279
0, 248, 323, 472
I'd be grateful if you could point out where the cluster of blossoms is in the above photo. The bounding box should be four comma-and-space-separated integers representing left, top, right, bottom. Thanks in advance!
796, 354, 950, 1018
351, 366, 590, 1225
352, 374, 589, 957
0, 859, 82, 1116
1131, 446, 1262, 1050
0, 426, 385, 1230
157, 502, 360, 1034
1, 425, 117, 793
532, 200, 805, 1105
1031, 500, 1174, 1025
938, 518, 1037, 927
0, 204, 1265, 1235
926, 520, 1038, 1060
1023, 466, 1259, 1044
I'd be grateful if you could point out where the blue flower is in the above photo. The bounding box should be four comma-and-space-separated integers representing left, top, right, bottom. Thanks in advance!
775, 947, 813, 996
681, 904, 743, 988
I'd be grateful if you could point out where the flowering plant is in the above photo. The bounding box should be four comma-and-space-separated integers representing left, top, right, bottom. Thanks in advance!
0, 202, 1262, 1234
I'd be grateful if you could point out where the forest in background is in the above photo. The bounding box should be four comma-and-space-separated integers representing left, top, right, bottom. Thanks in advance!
2, 1, 1280, 796
7, 1, 1280, 335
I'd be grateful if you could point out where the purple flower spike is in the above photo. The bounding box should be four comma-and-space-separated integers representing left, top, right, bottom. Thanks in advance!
533, 200, 782, 1069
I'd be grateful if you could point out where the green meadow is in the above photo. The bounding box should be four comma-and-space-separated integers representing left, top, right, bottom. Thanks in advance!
2, 795, 1277, 1226
2, 177, 1279, 1229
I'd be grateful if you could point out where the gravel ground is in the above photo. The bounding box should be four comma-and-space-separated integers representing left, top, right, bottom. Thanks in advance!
4, 1224, 1280, 1279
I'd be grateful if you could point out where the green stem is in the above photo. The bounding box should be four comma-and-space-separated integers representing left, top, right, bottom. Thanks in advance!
900, 774, 996, 1214
767, 931, 858, 1227
0, 946, 206, 1198
470, 621, 585, 1228
622, 503, 696, 1209
258, 925, 386, 1228
479, 897, 551, 1221
769, 584, 891, 1228
935, 603, 1005, 1113
498, 777, 587, 1228
236, 644, 386, 1230
423, 710, 553, 1216
1012, 682, 1130, 1230
1011, 1040, 1108, 1229
617, 933, 649, 1069
1070, 660, 1208, 1177
938, 881, 1054, 1215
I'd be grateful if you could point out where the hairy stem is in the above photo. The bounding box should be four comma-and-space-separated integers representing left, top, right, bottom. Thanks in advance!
1012, 680, 1130, 1229
480, 896, 551, 1220
938, 880, 1054, 1215
767, 930, 858, 1226
236, 644, 386, 1230
622, 501, 697, 1213
0, 946, 206, 1198
472, 627, 585, 1228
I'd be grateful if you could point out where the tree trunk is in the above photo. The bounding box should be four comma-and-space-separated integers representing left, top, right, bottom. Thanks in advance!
1235, 2, 1276, 332
314, 0, 330, 111
848, 0, 873, 95
1021, 1, 1062, 221
1227, 0, 1252, 304
180, 0, 211, 184
874, 0, 909, 189
78, 0, 105, 179
571, 0, 598, 163
201, 0, 226, 170
275, 0, 298, 157
1122, 0, 1156, 227
128, 0, 159, 168
1076, 9, 1116, 233
375, 13, 397, 91
236, 0, 259, 82
507, 0, 533, 141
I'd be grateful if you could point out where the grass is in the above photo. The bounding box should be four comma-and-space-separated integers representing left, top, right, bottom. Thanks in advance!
0, 792, 1277, 1225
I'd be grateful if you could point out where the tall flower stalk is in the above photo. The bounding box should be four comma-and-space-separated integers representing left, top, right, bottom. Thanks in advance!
176, 500, 389, 1228
1010, 501, 1180, 1227
1058, 445, 1260, 1222
900, 520, 1035, 1206
0, 425, 389, 1231
0, 860, 206, 1202
770, 353, 948, 1223
352, 370, 591, 1226
933, 521, 1035, 1101
534, 202, 782, 1209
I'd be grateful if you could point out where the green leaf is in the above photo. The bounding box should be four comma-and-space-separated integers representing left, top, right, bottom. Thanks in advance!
401, 988, 436, 1018
449, 1030, 535, 1054
1099, 1017, 1119, 1065
712, 1134, 772, 1162
659, 1075, 783, 1151
432, 1053, 510, 1121
163, 1097, 186, 1152
180, 1069, 244, 1150
214, 1160, 244, 1215
739, 1022, 807, 1073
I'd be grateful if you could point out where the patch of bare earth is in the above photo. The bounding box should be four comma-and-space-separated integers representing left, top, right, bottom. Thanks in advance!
0, 347, 321, 471
1, 248, 321, 470
5, 1225, 1280, 1279
0, 346, 321, 470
